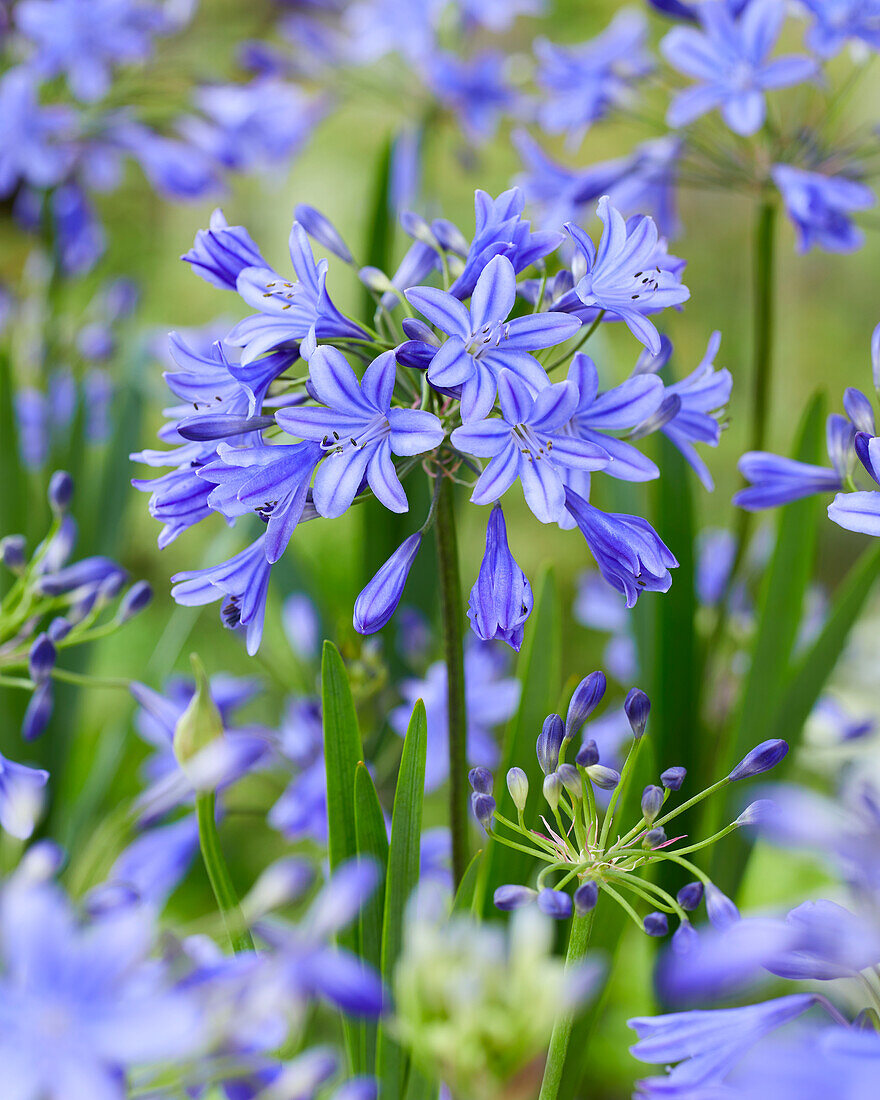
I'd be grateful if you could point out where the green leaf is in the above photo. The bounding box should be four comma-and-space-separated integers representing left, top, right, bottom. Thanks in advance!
376, 699, 427, 1100
478, 567, 561, 917
354, 763, 389, 1076
0, 350, 25, 542
452, 849, 483, 915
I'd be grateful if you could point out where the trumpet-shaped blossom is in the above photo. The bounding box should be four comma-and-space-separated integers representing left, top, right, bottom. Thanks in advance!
276, 347, 444, 518
661, 0, 817, 136
269, 697, 328, 844
406, 255, 581, 421
451, 371, 611, 523
354, 532, 423, 634
0, 752, 49, 840
182, 208, 268, 291
425, 52, 519, 140
772, 165, 875, 254
801, 0, 880, 57
467, 504, 533, 651
565, 198, 690, 355
228, 222, 369, 364
0, 67, 75, 196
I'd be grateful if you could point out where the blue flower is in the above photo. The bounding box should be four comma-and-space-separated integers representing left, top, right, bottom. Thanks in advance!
772, 165, 875, 253
451, 370, 611, 523
426, 52, 519, 140
407, 255, 580, 421
0, 67, 74, 196
354, 532, 423, 634
182, 208, 269, 291
661, 0, 816, 136
229, 222, 369, 363
269, 697, 328, 844
101, 815, 199, 911
801, 0, 880, 58
468, 504, 533, 651
564, 197, 690, 355
0, 752, 48, 839
52, 182, 105, 275
277, 346, 444, 518
113, 120, 220, 200
534, 11, 653, 146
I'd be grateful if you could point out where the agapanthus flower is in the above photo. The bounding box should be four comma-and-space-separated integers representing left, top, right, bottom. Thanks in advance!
459, 0, 545, 32
98, 815, 199, 912
425, 52, 519, 140
661, 0, 816, 136
406, 255, 581, 420
342, 0, 441, 64
468, 504, 533, 651
450, 371, 611, 523
0, 67, 75, 196
801, 0, 880, 57
772, 164, 876, 254
113, 120, 220, 200
182, 208, 269, 291
269, 697, 328, 844
354, 532, 423, 634
564, 197, 690, 355
0, 752, 49, 840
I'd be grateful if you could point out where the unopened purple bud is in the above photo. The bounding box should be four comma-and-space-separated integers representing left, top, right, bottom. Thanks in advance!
294, 206, 354, 264
47, 617, 71, 642
642, 827, 667, 848
401, 318, 439, 345
34, 557, 125, 597
117, 580, 153, 622
557, 763, 583, 800
574, 881, 599, 915
728, 739, 788, 781
576, 739, 599, 767
468, 766, 493, 795
28, 634, 55, 683
543, 772, 562, 811
22, 681, 53, 740
641, 785, 664, 823
98, 571, 126, 603
176, 413, 275, 441
624, 688, 650, 738
494, 884, 537, 911
736, 799, 774, 826
660, 766, 686, 791
538, 888, 573, 920
586, 764, 620, 790
643, 912, 668, 937
705, 883, 740, 929
48, 470, 73, 514
471, 792, 495, 831
676, 881, 703, 911
353, 533, 421, 635
506, 767, 529, 812
537, 713, 565, 775
0, 535, 26, 573
672, 919, 697, 955
564, 671, 606, 741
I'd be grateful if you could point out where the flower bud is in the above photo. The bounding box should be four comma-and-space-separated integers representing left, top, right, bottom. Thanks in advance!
574, 881, 598, 915
660, 766, 686, 791
557, 763, 583, 800
676, 881, 704, 911
624, 688, 650, 738
353, 533, 421, 635
705, 882, 740, 929
28, 634, 55, 684
537, 888, 572, 919
48, 470, 73, 515
471, 792, 496, 831
176, 413, 276, 442
844, 386, 875, 434
494, 884, 537, 911
22, 682, 53, 741
468, 504, 532, 652
728, 739, 788, 781
543, 772, 562, 812
506, 766, 529, 812
643, 912, 668, 937
47, 617, 71, 642
564, 671, 606, 741
294, 205, 354, 264
468, 767, 493, 795
576, 739, 599, 767
586, 764, 620, 790
358, 266, 395, 294
672, 919, 697, 955
401, 318, 439, 345
735, 799, 774, 826
641, 785, 664, 823
117, 580, 153, 622
642, 827, 666, 848
97, 571, 125, 603
0, 535, 26, 573
173, 654, 224, 769
400, 210, 437, 247
536, 713, 564, 775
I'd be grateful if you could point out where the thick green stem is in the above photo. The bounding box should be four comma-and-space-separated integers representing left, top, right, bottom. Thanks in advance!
538, 912, 595, 1100
434, 476, 469, 887
195, 792, 255, 954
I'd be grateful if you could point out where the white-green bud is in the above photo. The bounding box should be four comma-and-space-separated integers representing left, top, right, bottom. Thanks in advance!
543, 772, 562, 812
506, 766, 529, 813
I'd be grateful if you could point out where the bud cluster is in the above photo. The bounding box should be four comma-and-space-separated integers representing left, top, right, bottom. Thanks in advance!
469, 671, 788, 945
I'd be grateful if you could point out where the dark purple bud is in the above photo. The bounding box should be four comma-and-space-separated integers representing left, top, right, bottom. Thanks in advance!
564, 671, 606, 742
294, 206, 354, 264
705, 883, 740, 929
586, 764, 620, 790
660, 766, 686, 791
22, 681, 53, 740
537, 888, 573, 920
672, 919, 697, 955
468, 766, 493, 795
536, 713, 565, 775
641, 785, 664, 823
0, 535, 26, 572
117, 580, 153, 622
646, 0, 699, 22
676, 881, 704, 911
642, 827, 667, 848
28, 634, 56, 683
494, 884, 537, 911
34, 557, 126, 597
574, 881, 599, 915
557, 763, 583, 800
624, 688, 650, 738
48, 470, 73, 515
506, 767, 529, 812
176, 413, 275, 441
353, 533, 421, 635
395, 340, 436, 372
401, 318, 438, 344
47, 617, 71, 642
576, 739, 599, 767
471, 792, 496, 831
643, 912, 668, 937
728, 739, 788, 782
